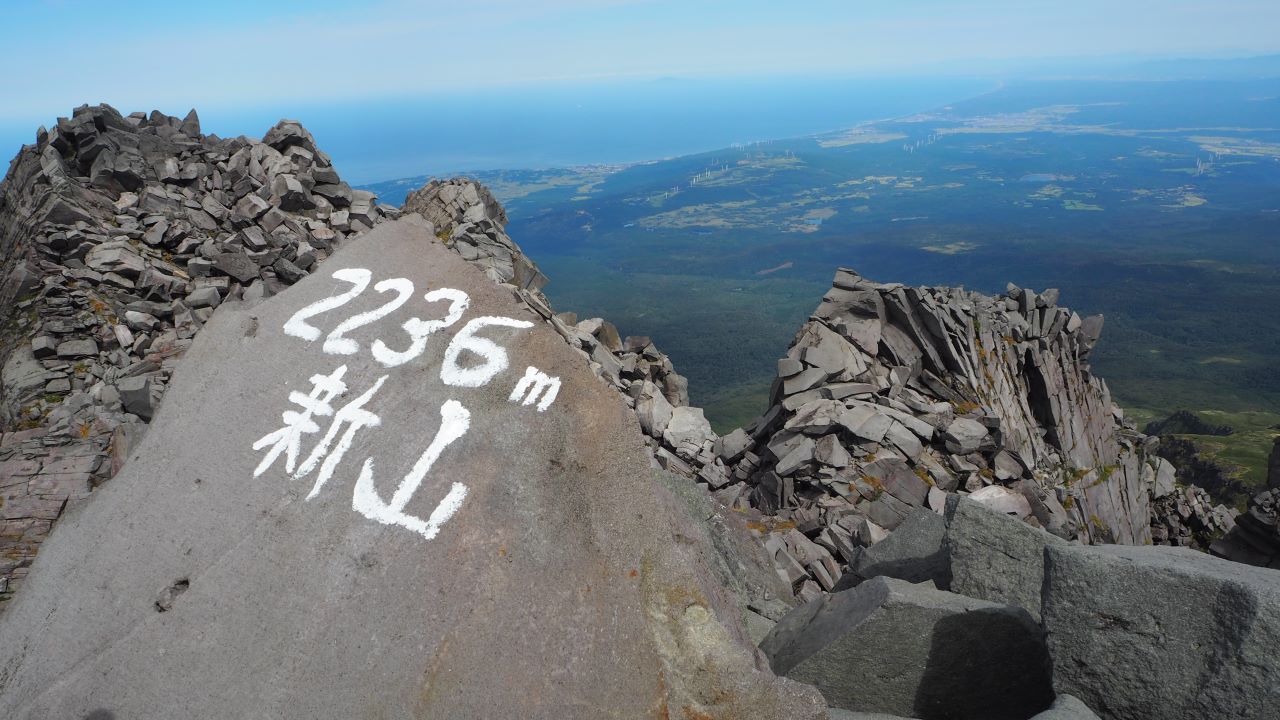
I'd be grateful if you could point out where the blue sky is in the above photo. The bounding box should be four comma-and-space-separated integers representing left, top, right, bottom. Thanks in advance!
2, 0, 1279, 127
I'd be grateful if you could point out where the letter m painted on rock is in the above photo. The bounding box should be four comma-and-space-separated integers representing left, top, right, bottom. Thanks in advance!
508, 366, 560, 412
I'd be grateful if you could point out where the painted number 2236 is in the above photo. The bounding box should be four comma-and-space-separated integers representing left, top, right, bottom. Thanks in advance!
282, 267, 536, 390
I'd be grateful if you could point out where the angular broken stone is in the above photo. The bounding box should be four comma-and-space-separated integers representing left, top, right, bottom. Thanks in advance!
942, 417, 987, 454
213, 251, 260, 283
966, 485, 1033, 519
85, 241, 146, 279
775, 437, 817, 477
663, 405, 714, 453
56, 339, 98, 359
634, 381, 674, 438
31, 336, 57, 359
234, 193, 271, 220
116, 375, 153, 420
185, 287, 222, 309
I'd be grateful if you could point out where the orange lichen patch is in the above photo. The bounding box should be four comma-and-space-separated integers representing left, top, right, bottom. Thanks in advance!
745, 518, 797, 533
656, 669, 670, 719
914, 465, 933, 486
682, 707, 716, 720
629, 569, 639, 578
661, 583, 709, 611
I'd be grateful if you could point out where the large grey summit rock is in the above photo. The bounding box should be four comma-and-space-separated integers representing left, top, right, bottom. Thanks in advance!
0, 221, 824, 719
1043, 543, 1280, 720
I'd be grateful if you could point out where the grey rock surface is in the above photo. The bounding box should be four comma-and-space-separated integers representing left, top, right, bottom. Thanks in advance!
827, 710, 920, 720
762, 576, 1054, 720
0, 221, 825, 719
945, 496, 1066, 620
1042, 543, 1280, 720
1029, 695, 1101, 720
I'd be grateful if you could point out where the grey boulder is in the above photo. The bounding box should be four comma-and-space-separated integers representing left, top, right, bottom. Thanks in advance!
85, 241, 147, 279
1043, 543, 1280, 720
762, 576, 1054, 720
945, 496, 1065, 621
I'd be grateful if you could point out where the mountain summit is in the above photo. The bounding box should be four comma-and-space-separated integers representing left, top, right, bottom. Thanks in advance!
0, 105, 1277, 719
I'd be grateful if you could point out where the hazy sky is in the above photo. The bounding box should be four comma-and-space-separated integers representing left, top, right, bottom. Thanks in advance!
2, 0, 1279, 126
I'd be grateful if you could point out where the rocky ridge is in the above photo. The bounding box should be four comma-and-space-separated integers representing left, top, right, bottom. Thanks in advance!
0, 104, 391, 600
657, 268, 1237, 599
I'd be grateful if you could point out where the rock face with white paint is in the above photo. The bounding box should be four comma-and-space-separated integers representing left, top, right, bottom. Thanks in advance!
0, 221, 825, 719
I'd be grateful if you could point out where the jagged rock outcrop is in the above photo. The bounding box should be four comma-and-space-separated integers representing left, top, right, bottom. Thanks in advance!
402, 179, 548, 300
703, 268, 1183, 598
0, 220, 826, 719
0, 104, 391, 601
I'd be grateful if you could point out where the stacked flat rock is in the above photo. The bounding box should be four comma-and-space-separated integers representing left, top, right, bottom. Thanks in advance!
397, 180, 707, 483
713, 268, 1195, 600
0, 104, 390, 601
